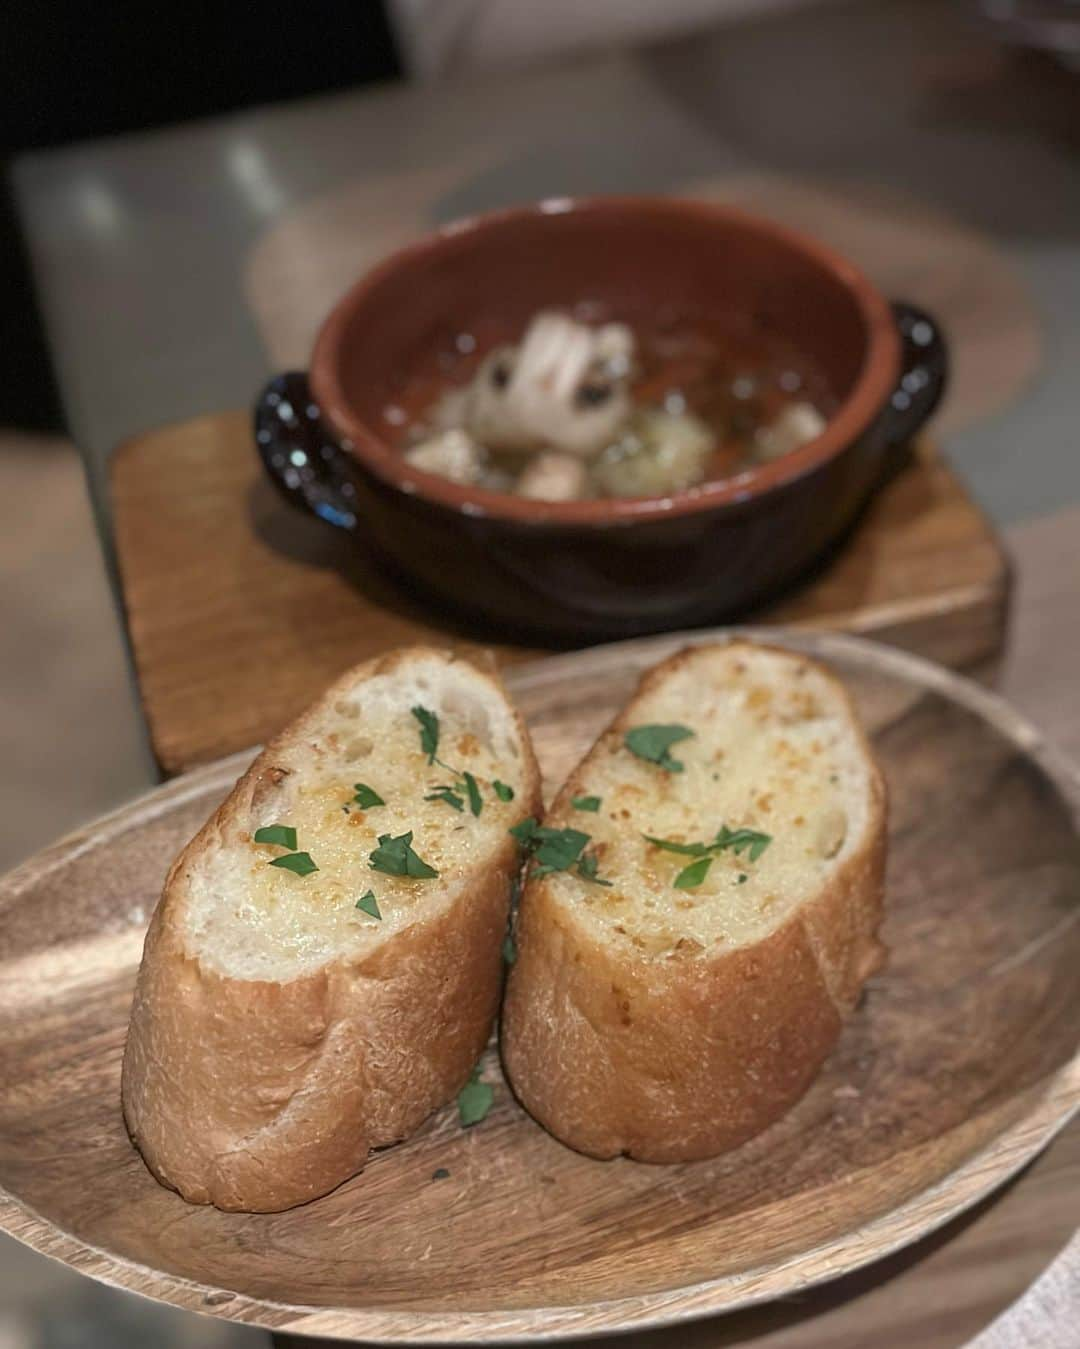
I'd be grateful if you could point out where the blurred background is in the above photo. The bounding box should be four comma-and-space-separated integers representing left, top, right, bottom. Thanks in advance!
1, 0, 1078, 1344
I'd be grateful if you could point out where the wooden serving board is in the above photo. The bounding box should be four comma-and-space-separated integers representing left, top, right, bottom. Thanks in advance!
0, 631, 1076, 1345
111, 414, 1009, 777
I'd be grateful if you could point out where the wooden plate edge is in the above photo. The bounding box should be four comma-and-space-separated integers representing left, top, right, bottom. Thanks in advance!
0, 628, 1077, 1341
0, 1070, 1075, 1343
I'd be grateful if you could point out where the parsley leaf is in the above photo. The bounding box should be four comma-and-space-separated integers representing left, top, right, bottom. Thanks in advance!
577, 852, 613, 886
368, 831, 439, 879
352, 784, 385, 809
624, 724, 694, 772
571, 795, 602, 813
642, 834, 710, 856
509, 816, 541, 847
738, 873, 748, 884
355, 890, 382, 919
269, 851, 318, 877
502, 932, 517, 965
511, 818, 611, 885
432, 1167, 450, 1181
463, 770, 483, 817
533, 826, 591, 877
412, 705, 439, 763
643, 822, 772, 889
713, 826, 772, 862
674, 856, 713, 889
253, 824, 297, 850
458, 1067, 494, 1127
493, 780, 515, 802
425, 785, 465, 812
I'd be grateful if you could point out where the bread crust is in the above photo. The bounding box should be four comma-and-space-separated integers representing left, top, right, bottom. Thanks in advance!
501, 641, 886, 1163
122, 648, 541, 1211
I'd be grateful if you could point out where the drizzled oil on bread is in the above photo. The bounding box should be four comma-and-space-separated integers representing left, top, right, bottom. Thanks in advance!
501, 641, 887, 1162
122, 648, 541, 1211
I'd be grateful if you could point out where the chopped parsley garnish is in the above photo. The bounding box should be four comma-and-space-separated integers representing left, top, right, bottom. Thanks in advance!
577, 852, 613, 887
457, 1065, 494, 1127
411, 707, 501, 815
509, 816, 540, 847
432, 1167, 450, 1180
533, 826, 591, 877
738, 873, 748, 884
368, 831, 439, 879
571, 795, 602, 813
355, 890, 382, 919
427, 771, 482, 815
624, 724, 694, 772
351, 783, 385, 809
463, 770, 483, 817
713, 825, 772, 862
269, 851, 318, 877
674, 856, 713, 889
644, 824, 772, 888
425, 785, 465, 812
502, 932, 517, 965
412, 705, 440, 763
642, 835, 710, 856
511, 818, 612, 886
253, 824, 297, 850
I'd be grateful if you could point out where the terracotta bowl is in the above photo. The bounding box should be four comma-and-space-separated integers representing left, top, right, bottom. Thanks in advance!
255, 197, 947, 640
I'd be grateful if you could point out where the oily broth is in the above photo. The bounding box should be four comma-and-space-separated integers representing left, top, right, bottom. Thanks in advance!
629, 313, 837, 482
383, 309, 838, 497
382, 322, 493, 442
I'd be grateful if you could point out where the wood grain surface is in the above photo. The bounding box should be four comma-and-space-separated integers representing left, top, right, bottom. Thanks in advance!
0, 631, 1076, 1343
110, 419, 1008, 777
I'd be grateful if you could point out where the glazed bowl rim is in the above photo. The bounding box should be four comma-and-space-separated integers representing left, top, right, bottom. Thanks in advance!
309, 194, 901, 525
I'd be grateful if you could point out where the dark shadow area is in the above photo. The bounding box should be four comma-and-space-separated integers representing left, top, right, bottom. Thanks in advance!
0, 184, 62, 430
2, 1, 401, 150
0, 0, 401, 434
246, 473, 581, 652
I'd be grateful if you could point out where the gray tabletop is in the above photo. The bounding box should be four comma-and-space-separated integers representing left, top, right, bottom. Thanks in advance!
14, 0, 1080, 541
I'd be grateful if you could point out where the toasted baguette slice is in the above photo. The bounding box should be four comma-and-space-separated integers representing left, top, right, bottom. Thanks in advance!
502, 640, 886, 1163
122, 648, 540, 1211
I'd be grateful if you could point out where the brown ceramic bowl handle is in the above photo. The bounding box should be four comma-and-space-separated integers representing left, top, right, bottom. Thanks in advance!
256, 310, 946, 529
880, 302, 948, 449
254, 371, 359, 530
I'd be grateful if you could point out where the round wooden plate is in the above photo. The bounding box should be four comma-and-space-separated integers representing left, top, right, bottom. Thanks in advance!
1, 631, 1078, 1343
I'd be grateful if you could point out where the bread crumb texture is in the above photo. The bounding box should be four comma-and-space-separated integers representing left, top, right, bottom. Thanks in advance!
183, 654, 526, 980
544, 642, 872, 957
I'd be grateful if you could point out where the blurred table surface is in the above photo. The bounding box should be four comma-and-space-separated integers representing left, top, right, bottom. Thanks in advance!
9, 0, 1079, 1346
